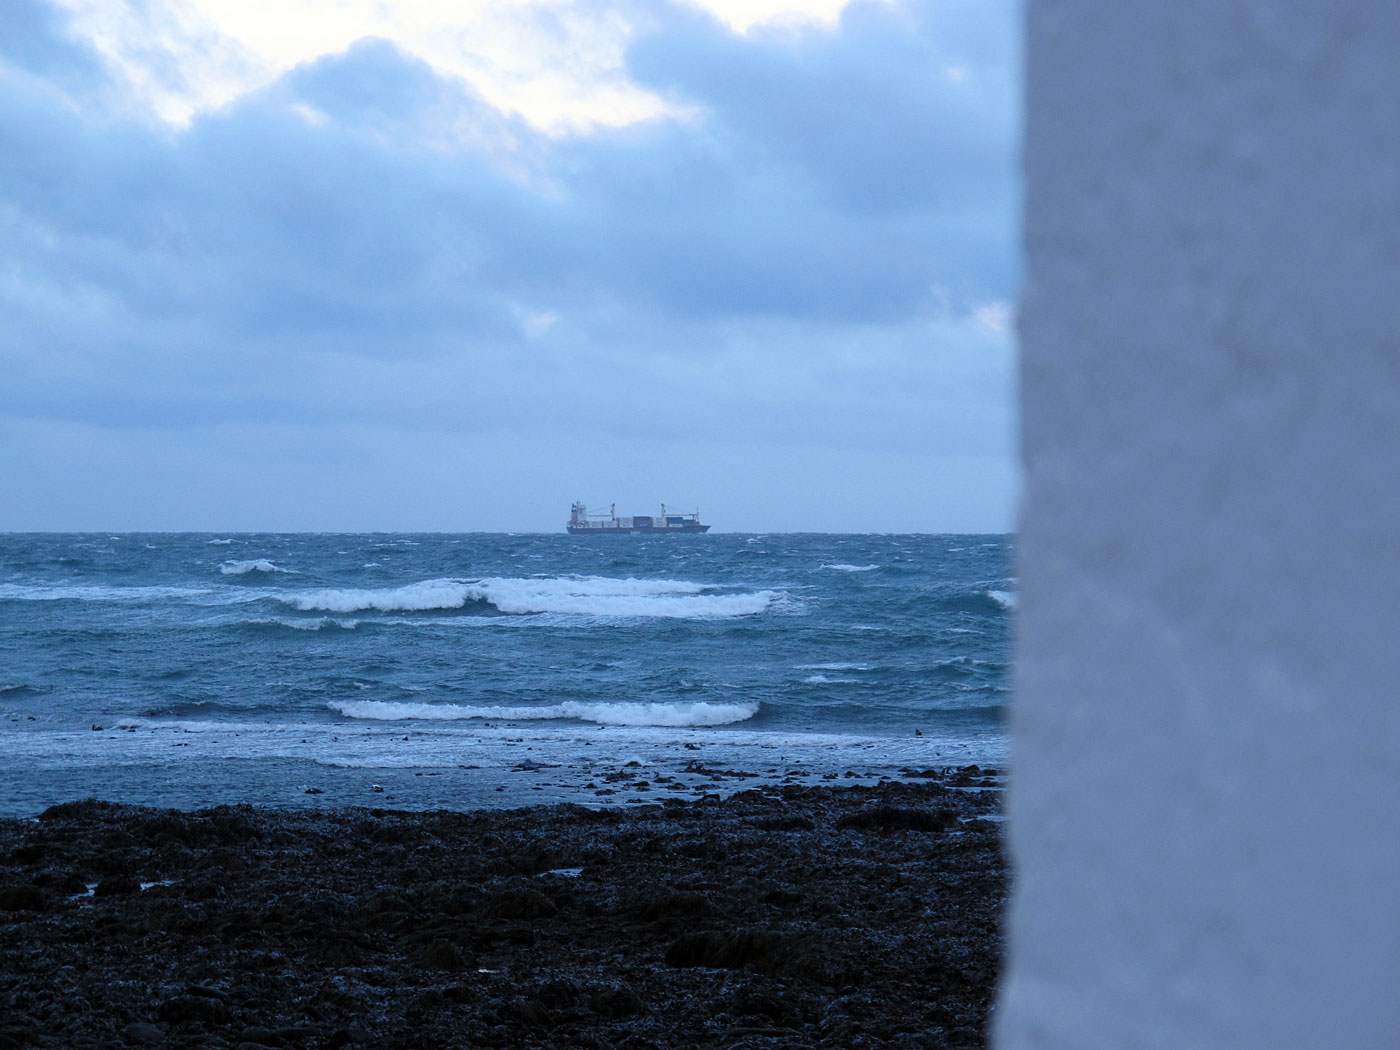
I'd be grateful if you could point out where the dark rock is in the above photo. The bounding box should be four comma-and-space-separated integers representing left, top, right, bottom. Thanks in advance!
761, 888, 803, 907
0, 884, 45, 911
185, 879, 226, 901
498, 997, 556, 1032
95, 873, 141, 897
664, 929, 790, 970
633, 891, 712, 922
9, 842, 44, 863
481, 887, 557, 920
666, 928, 853, 986
589, 984, 645, 1020
158, 995, 231, 1025
326, 1025, 373, 1048
0, 779, 1004, 1050
835, 806, 954, 833
417, 938, 467, 971
729, 988, 804, 1027
202, 809, 263, 844
753, 815, 816, 832
121, 1022, 164, 1045
38, 798, 121, 822
52, 872, 88, 895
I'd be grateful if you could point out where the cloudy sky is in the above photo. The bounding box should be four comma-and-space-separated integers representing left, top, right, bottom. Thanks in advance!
1, 0, 1018, 533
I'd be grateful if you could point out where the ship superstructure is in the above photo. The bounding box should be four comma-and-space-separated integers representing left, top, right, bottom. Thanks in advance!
567, 502, 711, 534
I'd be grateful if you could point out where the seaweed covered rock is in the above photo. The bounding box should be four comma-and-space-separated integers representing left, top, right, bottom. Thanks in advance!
0, 774, 1005, 1049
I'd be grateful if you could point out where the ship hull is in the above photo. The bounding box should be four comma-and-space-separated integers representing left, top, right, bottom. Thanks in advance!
567, 525, 710, 535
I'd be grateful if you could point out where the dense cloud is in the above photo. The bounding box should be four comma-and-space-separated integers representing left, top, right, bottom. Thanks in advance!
0, 0, 1017, 531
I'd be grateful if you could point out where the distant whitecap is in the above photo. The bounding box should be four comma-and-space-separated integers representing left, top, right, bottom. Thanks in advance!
328, 699, 760, 727
220, 559, 289, 575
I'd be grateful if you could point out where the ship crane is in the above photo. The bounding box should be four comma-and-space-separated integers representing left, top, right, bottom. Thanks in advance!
567, 500, 710, 534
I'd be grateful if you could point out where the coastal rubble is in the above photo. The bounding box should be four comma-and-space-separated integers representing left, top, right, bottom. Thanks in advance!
0, 771, 1004, 1050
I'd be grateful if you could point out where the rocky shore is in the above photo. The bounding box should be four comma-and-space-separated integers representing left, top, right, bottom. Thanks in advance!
0, 768, 1005, 1050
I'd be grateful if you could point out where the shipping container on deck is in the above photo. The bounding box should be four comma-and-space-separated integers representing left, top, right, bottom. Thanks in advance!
565, 501, 710, 534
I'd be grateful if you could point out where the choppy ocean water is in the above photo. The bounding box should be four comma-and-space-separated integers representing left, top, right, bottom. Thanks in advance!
0, 533, 1013, 816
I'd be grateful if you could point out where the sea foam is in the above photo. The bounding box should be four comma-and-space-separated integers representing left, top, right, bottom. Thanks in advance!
821, 563, 880, 572
282, 576, 782, 619
220, 559, 288, 575
987, 590, 1019, 611
243, 617, 361, 632
328, 699, 760, 727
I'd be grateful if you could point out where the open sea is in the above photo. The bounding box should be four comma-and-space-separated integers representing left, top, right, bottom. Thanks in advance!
0, 533, 1013, 816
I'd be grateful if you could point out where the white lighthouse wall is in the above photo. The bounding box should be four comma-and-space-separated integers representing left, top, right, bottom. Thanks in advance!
998, 3, 1400, 1047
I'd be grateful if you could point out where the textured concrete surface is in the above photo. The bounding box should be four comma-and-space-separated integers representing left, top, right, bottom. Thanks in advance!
1000, 3, 1400, 1048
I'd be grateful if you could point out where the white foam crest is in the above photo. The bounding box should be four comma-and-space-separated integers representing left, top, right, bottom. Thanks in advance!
283, 579, 477, 613
246, 617, 361, 631
328, 699, 759, 727
482, 581, 780, 619
527, 576, 711, 596
208, 538, 233, 545
801, 674, 859, 684
988, 590, 1019, 611
220, 559, 289, 575
821, 563, 880, 572
796, 662, 872, 671
282, 576, 781, 619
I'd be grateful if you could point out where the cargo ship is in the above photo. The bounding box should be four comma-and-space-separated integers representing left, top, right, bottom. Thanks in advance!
567, 502, 711, 534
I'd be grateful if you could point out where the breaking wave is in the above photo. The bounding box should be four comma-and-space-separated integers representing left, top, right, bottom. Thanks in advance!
220, 559, 289, 575
328, 699, 760, 727
281, 576, 784, 619
987, 590, 1019, 611
239, 617, 362, 633
821, 563, 880, 573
